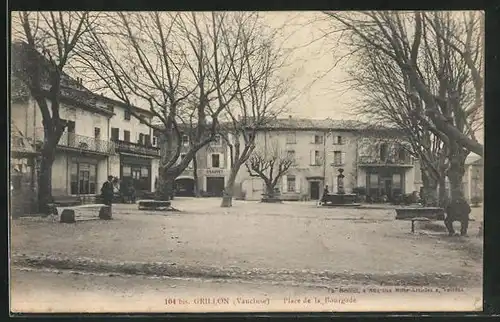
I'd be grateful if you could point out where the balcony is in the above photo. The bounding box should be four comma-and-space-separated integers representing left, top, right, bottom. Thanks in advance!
34, 128, 115, 155
358, 155, 414, 167
114, 140, 160, 157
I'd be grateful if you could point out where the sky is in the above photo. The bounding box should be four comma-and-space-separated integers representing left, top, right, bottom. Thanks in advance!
260, 11, 357, 121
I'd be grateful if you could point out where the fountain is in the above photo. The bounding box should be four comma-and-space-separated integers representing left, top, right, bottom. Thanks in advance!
322, 169, 361, 207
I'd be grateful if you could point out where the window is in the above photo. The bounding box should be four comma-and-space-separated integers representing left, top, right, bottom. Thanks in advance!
380, 143, 388, 160
124, 130, 130, 142
210, 134, 222, 147
333, 151, 343, 165
334, 135, 343, 145
138, 133, 144, 145
145, 134, 151, 146
94, 127, 101, 138
181, 134, 190, 146
111, 128, 119, 141
70, 162, 97, 195
152, 136, 158, 146
287, 150, 295, 161
122, 166, 131, 176
392, 173, 402, 189
287, 175, 296, 192
314, 135, 323, 144
124, 109, 131, 121
398, 147, 407, 162
211, 154, 220, 168
286, 132, 296, 144
311, 150, 321, 166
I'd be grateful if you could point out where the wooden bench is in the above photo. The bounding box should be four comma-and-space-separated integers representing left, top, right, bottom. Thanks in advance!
137, 200, 171, 211
58, 204, 112, 223
395, 207, 445, 220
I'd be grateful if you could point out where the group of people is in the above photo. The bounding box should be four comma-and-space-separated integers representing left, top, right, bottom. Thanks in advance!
100, 176, 137, 206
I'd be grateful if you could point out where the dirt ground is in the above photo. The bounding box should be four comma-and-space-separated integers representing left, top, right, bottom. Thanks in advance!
10, 198, 483, 286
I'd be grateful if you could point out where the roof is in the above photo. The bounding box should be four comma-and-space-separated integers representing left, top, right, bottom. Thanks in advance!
259, 117, 371, 131
465, 153, 483, 165
11, 41, 152, 116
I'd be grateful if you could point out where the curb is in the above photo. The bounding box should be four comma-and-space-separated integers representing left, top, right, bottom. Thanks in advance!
11, 254, 480, 287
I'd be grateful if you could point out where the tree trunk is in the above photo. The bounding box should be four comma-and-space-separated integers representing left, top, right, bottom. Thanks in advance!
221, 167, 238, 208
193, 156, 200, 197
37, 152, 55, 215
421, 172, 438, 206
446, 153, 469, 235
265, 184, 275, 198
438, 175, 447, 207
155, 169, 175, 201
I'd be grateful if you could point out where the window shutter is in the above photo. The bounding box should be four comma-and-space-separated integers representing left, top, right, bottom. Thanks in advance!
207, 154, 212, 168
295, 176, 300, 193
282, 175, 287, 191
312, 135, 316, 144
310, 150, 315, 165
341, 152, 347, 165
219, 153, 224, 169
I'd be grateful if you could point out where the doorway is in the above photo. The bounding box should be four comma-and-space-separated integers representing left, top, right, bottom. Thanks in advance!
206, 177, 225, 197
310, 181, 320, 200
383, 179, 392, 200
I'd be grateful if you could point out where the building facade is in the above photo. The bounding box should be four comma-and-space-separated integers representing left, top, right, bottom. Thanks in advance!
105, 97, 160, 195
233, 118, 420, 201
156, 132, 232, 197
10, 42, 160, 206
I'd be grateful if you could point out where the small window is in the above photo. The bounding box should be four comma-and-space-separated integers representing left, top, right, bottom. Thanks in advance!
380, 143, 388, 160
211, 154, 220, 168
152, 136, 158, 146
314, 135, 323, 144
124, 130, 130, 142
111, 128, 119, 141
286, 132, 296, 144
287, 150, 295, 160
124, 109, 131, 121
181, 135, 190, 146
94, 127, 101, 138
314, 151, 321, 165
333, 151, 343, 165
287, 176, 296, 192
138, 133, 144, 145
334, 136, 343, 145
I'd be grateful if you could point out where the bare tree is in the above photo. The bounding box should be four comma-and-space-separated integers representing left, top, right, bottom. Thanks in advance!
345, 40, 449, 206
11, 12, 96, 213
245, 145, 294, 200
216, 13, 293, 207
322, 11, 483, 234
76, 12, 254, 201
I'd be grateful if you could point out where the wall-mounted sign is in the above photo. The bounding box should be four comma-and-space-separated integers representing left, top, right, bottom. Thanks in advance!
206, 169, 224, 175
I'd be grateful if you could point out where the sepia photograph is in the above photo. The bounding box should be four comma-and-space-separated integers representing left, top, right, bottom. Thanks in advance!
9, 10, 484, 313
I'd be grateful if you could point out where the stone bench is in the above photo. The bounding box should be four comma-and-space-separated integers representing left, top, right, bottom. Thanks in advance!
395, 207, 445, 220
59, 204, 112, 223
137, 200, 171, 211
47, 196, 82, 216
409, 217, 431, 233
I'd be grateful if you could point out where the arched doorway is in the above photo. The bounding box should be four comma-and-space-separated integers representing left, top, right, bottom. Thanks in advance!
175, 176, 195, 197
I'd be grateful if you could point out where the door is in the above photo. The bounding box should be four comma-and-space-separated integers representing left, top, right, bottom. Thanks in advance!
310, 181, 320, 200
67, 121, 76, 147
206, 177, 225, 197
78, 170, 90, 195
384, 179, 392, 200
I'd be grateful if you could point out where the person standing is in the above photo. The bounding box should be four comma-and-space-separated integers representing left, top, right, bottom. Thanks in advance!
101, 175, 115, 206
